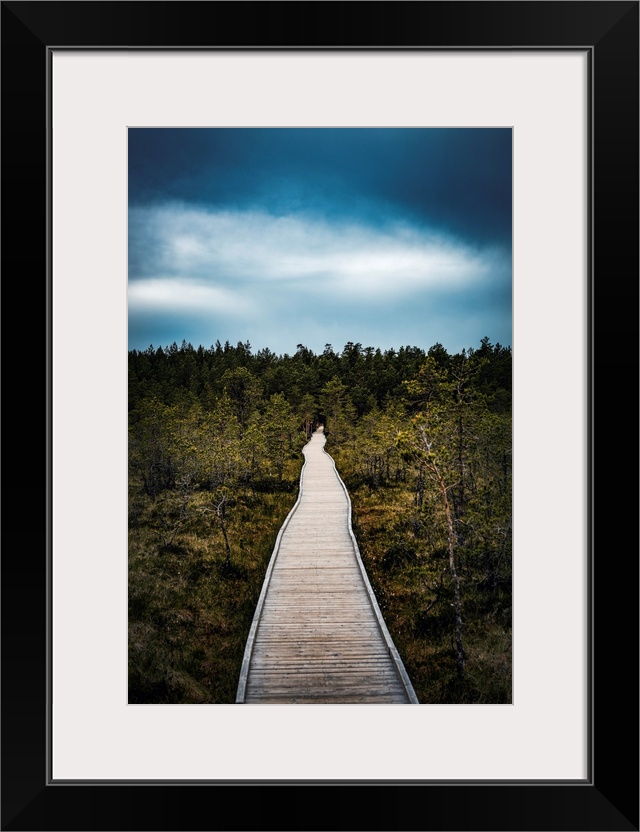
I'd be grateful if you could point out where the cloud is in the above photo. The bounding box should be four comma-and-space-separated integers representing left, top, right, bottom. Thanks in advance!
128, 277, 255, 318
129, 204, 508, 306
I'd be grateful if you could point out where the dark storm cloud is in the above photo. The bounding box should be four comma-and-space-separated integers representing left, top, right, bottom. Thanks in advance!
128, 128, 512, 246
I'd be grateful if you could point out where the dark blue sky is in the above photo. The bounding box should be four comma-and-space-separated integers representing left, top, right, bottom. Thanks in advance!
128, 128, 512, 355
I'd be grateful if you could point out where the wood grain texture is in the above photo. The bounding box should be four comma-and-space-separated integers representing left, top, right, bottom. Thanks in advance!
236, 428, 418, 704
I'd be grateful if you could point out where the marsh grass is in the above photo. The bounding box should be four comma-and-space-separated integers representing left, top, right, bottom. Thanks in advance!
342, 472, 512, 704
128, 460, 302, 703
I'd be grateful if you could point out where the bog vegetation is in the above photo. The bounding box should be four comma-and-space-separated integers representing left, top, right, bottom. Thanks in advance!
129, 337, 511, 703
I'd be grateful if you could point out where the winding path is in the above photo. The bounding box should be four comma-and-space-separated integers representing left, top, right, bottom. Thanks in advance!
236, 427, 418, 704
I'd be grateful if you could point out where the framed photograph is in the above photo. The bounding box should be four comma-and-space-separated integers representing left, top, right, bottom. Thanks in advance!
3, 2, 637, 830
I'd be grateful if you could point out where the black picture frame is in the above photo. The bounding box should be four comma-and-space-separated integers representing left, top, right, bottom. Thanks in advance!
2, 2, 638, 830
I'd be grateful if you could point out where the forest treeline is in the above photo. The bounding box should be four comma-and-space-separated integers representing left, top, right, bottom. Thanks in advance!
129, 337, 512, 704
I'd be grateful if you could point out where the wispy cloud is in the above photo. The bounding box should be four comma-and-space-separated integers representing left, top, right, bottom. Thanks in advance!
128, 277, 255, 318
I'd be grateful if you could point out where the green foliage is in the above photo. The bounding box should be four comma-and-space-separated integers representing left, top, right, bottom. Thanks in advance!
262, 393, 298, 480
221, 366, 262, 430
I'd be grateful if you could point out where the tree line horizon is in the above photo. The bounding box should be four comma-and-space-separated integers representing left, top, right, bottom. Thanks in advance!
129, 335, 511, 420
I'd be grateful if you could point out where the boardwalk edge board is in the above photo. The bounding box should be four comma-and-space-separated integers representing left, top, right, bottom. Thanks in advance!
235, 450, 310, 703
323, 444, 420, 705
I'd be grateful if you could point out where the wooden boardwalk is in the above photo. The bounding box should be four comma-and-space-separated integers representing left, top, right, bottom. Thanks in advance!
236, 427, 418, 704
